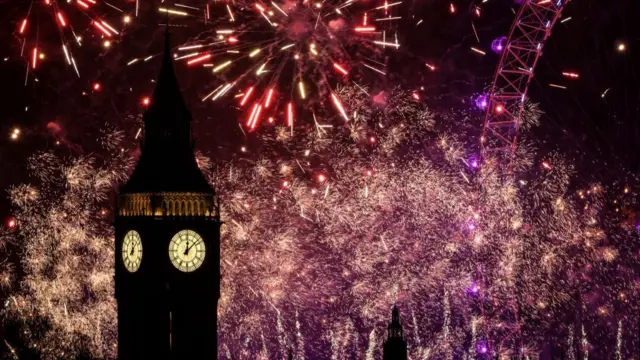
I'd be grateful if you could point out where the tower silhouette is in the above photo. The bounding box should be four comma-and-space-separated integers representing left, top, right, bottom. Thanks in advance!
383, 305, 408, 360
114, 28, 221, 360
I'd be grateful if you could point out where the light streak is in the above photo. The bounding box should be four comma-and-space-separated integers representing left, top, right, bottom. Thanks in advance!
331, 93, 349, 121
92, 21, 112, 37
354, 26, 376, 32
249, 49, 261, 57
227, 5, 235, 21
213, 60, 232, 72
333, 63, 348, 75
202, 84, 224, 101
246, 103, 263, 129
62, 45, 71, 65
256, 62, 267, 75
187, 54, 212, 65
287, 102, 293, 127
264, 88, 275, 108
298, 81, 306, 99
373, 41, 399, 48
175, 52, 200, 61
561, 71, 579, 79
374, 17, 402, 21
363, 63, 386, 75
178, 44, 204, 51
240, 87, 255, 106
100, 21, 119, 35
271, 1, 288, 16
32, 48, 37, 69
158, 7, 188, 16
373, 1, 402, 10
470, 47, 486, 55
57, 13, 67, 27
19, 19, 27, 34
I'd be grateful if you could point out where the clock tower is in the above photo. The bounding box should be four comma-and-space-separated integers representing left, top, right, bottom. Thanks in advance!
114, 29, 221, 360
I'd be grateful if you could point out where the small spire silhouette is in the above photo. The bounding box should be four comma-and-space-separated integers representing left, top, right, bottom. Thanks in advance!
383, 304, 407, 360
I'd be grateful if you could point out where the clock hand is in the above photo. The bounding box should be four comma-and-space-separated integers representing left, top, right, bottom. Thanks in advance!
129, 243, 134, 256
184, 241, 198, 255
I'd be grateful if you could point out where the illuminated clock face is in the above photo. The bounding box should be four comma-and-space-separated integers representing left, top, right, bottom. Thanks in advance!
122, 230, 143, 273
169, 230, 206, 272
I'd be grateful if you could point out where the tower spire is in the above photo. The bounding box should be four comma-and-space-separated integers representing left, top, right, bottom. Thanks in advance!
383, 304, 407, 360
119, 27, 212, 194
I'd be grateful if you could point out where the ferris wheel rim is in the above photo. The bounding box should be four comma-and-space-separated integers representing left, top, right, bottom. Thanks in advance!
480, 0, 572, 171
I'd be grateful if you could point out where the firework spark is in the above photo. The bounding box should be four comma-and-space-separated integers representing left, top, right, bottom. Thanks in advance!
11, 0, 132, 81
131, 0, 403, 130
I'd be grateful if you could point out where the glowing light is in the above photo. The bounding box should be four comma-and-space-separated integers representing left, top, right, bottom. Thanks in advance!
249, 49, 261, 58
31, 48, 38, 69
240, 87, 255, 106
57, 12, 67, 27
561, 71, 579, 79
549, 83, 567, 89
471, 47, 486, 55
6, 217, 16, 230
158, 7, 188, 16
475, 94, 489, 109
141, 97, 150, 106
264, 88, 275, 108
212, 60, 232, 73
19, 19, 27, 34
92, 21, 112, 37
333, 63, 348, 75
246, 103, 263, 129
187, 54, 213, 66
10, 128, 20, 140
287, 102, 293, 127
354, 26, 376, 32
331, 93, 349, 121
491, 37, 507, 53
298, 81, 306, 100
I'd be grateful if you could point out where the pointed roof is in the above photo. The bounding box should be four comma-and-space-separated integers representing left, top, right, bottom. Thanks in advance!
389, 304, 401, 328
120, 29, 213, 194
146, 27, 191, 127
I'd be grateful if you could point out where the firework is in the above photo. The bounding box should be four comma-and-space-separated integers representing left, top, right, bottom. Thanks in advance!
133, 0, 403, 130
11, 0, 133, 81
1, 127, 132, 359
3, 87, 639, 358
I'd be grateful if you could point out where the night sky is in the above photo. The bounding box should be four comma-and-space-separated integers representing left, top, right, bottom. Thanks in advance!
0, 0, 638, 215
1, 0, 640, 357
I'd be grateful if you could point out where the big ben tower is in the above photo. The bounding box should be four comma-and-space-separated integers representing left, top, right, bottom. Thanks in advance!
114, 28, 221, 360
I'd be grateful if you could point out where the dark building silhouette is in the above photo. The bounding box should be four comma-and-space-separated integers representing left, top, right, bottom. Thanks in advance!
114, 28, 221, 360
383, 305, 408, 360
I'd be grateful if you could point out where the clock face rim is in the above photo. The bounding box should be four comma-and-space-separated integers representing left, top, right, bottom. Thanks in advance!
169, 230, 206, 273
122, 230, 143, 273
